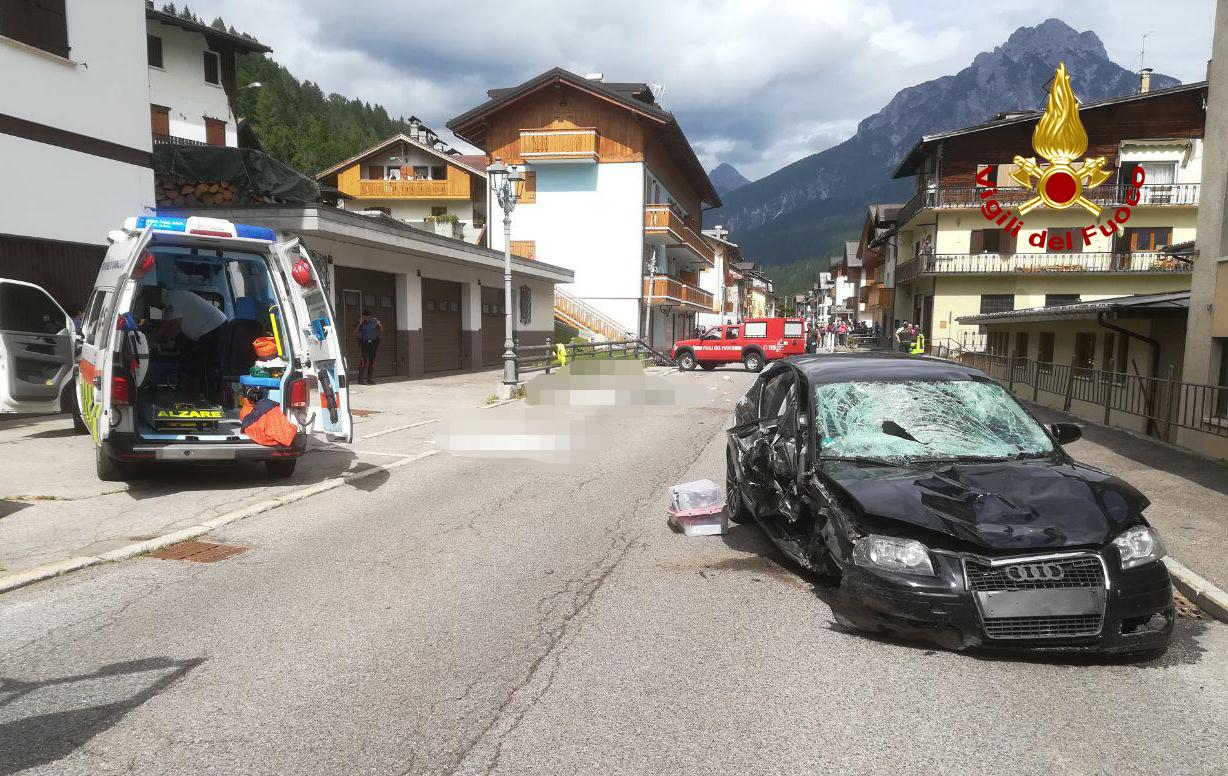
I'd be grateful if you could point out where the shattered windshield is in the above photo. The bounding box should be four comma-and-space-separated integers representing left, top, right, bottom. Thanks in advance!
814, 380, 1055, 463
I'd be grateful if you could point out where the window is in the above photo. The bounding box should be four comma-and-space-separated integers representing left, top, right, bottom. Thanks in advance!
1123, 226, 1172, 252
81, 289, 112, 345
430, 165, 446, 180
979, 294, 1014, 315
743, 321, 768, 338
0, 0, 69, 58
518, 285, 532, 324
150, 104, 170, 137
1074, 332, 1096, 370
1216, 340, 1228, 417
0, 280, 64, 333
430, 206, 448, 217
970, 229, 1006, 254
365, 165, 384, 180
411, 166, 429, 180
784, 320, 804, 338
1044, 294, 1080, 307
147, 34, 164, 67
1045, 230, 1084, 253
758, 369, 794, 421
203, 50, 220, 85
1038, 332, 1055, 365
1139, 161, 1176, 185
987, 331, 1010, 356
724, 327, 739, 340
205, 118, 226, 146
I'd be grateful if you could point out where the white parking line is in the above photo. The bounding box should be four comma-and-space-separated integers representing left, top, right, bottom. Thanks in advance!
361, 419, 438, 439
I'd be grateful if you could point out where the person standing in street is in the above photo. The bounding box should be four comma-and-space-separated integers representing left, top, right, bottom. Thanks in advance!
355, 309, 383, 385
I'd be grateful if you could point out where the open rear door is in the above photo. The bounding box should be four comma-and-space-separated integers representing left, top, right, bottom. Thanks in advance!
0, 279, 74, 414
270, 238, 352, 442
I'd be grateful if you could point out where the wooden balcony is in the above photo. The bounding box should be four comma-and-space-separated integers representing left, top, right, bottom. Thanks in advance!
350, 177, 471, 200
643, 205, 715, 267
865, 285, 895, 310
520, 127, 599, 163
644, 275, 715, 312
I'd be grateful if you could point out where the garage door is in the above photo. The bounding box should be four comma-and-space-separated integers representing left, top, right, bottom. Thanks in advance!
423, 278, 462, 372
335, 266, 398, 378
481, 286, 505, 366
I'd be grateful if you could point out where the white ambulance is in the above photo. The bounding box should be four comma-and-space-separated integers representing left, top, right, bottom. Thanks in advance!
0, 215, 352, 481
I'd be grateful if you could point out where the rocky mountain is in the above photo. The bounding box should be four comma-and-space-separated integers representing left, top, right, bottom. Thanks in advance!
708, 162, 751, 196
709, 18, 1180, 268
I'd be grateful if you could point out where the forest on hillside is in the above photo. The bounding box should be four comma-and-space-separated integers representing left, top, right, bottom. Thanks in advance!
159, 4, 418, 175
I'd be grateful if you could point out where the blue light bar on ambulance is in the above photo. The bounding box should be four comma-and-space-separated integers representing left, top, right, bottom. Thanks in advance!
127, 215, 276, 242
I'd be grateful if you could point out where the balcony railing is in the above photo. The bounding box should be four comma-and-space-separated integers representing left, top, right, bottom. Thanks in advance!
520, 127, 599, 162
643, 205, 715, 266
897, 183, 1200, 225
644, 275, 715, 311
895, 251, 1191, 283
153, 133, 208, 146
351, 177, 471, 199
866, 285, 895, 310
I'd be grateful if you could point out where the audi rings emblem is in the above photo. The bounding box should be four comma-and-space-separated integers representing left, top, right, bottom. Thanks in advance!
1004, 563, 1065, 582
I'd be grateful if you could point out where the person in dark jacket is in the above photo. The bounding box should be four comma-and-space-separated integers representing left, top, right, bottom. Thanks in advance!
355, 309, 383, 385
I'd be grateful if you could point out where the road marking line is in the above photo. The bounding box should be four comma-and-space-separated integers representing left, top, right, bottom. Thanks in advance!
0, 449, 440, 595
362, 419, 437, 439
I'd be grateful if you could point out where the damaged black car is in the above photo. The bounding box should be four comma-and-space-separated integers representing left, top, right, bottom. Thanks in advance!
726, 353, 1173, 657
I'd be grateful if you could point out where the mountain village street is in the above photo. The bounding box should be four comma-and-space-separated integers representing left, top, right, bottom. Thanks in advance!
3, 367, 1228, 775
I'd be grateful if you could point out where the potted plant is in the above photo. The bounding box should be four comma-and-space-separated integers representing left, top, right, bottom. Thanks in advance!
425, 213, 460, 237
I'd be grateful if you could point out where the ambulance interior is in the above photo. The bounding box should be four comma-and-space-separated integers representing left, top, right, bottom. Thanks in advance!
121, 245, 294, 442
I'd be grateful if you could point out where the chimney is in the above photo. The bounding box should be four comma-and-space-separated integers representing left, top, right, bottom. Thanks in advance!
1139, 67, 1153, 94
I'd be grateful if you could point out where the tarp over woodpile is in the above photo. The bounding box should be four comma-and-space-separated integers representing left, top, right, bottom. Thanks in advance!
152, 145, 320, 205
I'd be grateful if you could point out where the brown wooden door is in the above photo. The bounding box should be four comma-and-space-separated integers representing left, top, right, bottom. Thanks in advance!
481, 286, 505, 366
335, 266, 398, 378
151, 105, 170, 137
205, 117, 226, 146
422, 278, 462, 372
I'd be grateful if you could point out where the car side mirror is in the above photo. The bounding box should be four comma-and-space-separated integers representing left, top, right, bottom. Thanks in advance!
1049, 422, 1082, 445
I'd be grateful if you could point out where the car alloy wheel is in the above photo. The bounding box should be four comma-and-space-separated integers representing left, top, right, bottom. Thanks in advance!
677, 351, 696, 371
743, 352, 764, 373
725, 449, 754, 524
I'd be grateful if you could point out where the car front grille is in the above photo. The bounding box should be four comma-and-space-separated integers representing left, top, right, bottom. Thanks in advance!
982, 614, 1103, 639
965, 556, 1105, 591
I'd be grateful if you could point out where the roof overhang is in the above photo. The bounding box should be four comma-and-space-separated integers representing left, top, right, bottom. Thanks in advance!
314, 134, 486, 182
146, 8, 271, 54
957, 292, 1190, 325
189, 205, 574, 284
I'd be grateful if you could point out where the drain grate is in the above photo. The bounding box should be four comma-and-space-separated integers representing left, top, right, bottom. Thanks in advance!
1174, 590, 1205, 620
150, 540, 247, 563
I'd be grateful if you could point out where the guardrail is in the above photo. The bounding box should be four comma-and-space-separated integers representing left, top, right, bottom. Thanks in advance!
515, 338, 675, 375
957, 352, 1228, 440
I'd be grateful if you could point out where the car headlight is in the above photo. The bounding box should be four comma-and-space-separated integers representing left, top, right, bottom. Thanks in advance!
1113, 526, 1165, 569
852, 535, 935, 576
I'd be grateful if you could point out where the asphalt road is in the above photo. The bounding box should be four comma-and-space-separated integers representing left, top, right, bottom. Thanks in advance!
2, 367, 1226, 776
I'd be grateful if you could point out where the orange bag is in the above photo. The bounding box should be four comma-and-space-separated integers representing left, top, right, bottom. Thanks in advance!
240, 399, 298, 447
252, 336, 278, 359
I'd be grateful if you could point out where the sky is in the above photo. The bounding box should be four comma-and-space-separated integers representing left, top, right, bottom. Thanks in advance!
199, 0, 1216, 181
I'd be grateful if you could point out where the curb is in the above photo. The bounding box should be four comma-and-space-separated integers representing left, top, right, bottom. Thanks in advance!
1165, 556, 1228, 623
0, 449, 439, 595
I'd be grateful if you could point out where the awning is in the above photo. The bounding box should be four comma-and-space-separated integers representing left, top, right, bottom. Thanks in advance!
957, 291, 1190, 325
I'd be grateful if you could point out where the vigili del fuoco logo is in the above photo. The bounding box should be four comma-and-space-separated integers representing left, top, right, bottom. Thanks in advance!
975, 62, 1147, 251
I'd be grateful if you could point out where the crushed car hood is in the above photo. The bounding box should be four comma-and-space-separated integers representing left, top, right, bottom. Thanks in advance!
820, 460, 1149, 550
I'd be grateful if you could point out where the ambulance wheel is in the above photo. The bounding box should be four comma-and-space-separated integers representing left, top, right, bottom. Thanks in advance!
265, 459, 297, 479
95, 445, 130, 482
743, 351, 765, 373
700, 363, 717, 371
676, 350, 697, 371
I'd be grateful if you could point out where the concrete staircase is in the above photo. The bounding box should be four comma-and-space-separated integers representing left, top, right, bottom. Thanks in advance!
554, 287, 628, 341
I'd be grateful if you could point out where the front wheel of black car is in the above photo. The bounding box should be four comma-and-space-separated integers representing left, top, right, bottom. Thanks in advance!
676, 350, 696, 371
725, 450, 754, 524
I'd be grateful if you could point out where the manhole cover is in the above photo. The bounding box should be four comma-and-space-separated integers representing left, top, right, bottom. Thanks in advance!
350, 408, 378, 417
1174, 590, 1205, 620
150, 540, 247, 563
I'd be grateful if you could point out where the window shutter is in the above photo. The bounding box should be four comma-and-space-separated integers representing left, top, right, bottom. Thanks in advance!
515, 171, 537, 204
204, 118, 226, 146
203, 50, 219, 84
1, 0, 69, 58
150, 105, 170, 136
969, 230, 984, 254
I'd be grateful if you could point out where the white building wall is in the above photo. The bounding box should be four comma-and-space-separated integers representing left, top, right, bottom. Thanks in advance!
490, 161, 644, 336
0, 0, 154, 244
147, 22, 238, 146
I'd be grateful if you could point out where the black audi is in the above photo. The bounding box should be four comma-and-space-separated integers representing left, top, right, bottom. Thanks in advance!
725, 352, 1173, 657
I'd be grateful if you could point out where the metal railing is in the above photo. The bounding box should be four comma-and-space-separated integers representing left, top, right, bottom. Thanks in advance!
643, 275, 715, 311
896, 251, 1189, 282
153, 133, 208, 146
553, 287, 629, 341
897, 183, 1201, 225
958, 352, 1228, 440
516, 338, 673, 374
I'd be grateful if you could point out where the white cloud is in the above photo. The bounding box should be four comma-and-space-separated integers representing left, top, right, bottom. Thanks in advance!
200, 0, 1215, 180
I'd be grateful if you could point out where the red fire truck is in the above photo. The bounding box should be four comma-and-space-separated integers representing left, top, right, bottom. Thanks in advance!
671, 318, 806, 372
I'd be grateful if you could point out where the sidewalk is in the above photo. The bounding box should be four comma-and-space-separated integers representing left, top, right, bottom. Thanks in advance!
1027, 402, 1228, 593
0, 370, 506, 583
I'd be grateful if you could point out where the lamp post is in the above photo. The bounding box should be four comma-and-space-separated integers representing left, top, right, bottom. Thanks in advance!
487, 157, 525, 396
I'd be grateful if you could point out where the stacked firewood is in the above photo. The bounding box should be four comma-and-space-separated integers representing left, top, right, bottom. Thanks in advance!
154, 176, 279, 208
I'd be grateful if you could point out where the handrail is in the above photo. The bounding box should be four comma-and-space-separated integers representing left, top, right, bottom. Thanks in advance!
516, 337, 673, 374
553, 287, 629, 340
644, 205, 716, 265
898, 251, 1189, 278
897, 183, 1200, 225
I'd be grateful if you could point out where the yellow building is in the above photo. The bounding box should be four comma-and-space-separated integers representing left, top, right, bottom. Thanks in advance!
888, 81, 1207, 364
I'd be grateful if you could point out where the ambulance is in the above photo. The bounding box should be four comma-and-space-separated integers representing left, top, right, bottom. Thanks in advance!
0, 215, 352, 481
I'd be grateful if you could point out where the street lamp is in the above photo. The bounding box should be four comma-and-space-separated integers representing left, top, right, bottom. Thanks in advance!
488, 157, 525, 396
